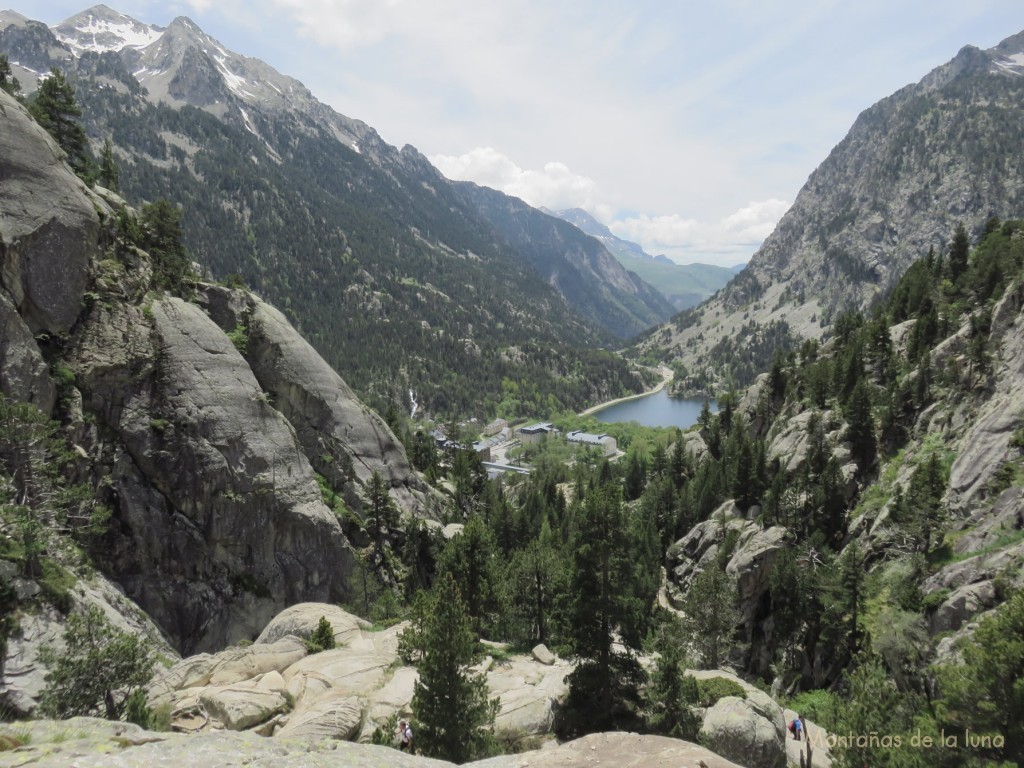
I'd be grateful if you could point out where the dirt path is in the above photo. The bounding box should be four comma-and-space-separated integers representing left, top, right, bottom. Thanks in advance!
578, 364, 673, 417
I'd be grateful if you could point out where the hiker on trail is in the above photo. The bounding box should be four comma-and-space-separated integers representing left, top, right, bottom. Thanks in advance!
792, 715, 803, 741
397, 719, 414, 752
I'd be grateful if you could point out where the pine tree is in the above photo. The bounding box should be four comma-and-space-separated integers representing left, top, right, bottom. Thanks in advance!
140, 199, 193, 293
365, 470, 399, 545
412, 573, 498, 762
29, 68, 90, 176
437, 514, 500, 636
305, 616, 336, 653
645, 621, 700, 740
0, 53, 21, 97
844, 380, 876, 475
937, 588, 1024, 765
947, 222, 970, 284
681, 564, 740, 669
38, 606, 156, 720
559, 483, 646, 736
99, 138, 119, 191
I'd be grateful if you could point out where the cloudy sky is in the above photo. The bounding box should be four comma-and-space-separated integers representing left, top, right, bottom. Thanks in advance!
23, 1, 1024, 266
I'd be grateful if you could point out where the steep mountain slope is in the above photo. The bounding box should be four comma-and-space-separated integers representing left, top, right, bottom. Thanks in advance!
0, 5, 672, 417
0, 88, 439, 658
639, 29, 1024, 395
550, 207, 735, 310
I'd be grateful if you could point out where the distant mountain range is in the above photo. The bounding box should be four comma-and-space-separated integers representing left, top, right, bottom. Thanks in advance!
547, 207, 739, 310
636, 28, 1024, 394
0, 4, 676, 417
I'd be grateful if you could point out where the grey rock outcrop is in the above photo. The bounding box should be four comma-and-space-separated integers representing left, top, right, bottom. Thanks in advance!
149, 603, 570, 745
68, 297, 355, 652
947, 287, 1024, 511
200, 286, 439, 519
699, 695, 787, 768
0, 289, 54, 412
0, 90, 95, 339
0, 719, 744, 768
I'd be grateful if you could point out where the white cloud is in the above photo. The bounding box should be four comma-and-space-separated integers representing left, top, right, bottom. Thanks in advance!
263, 0, 406, 48
431, 147, 603, 213
611, 214, 701, 247
720, 199, 791, 242
610, 199, 790, 266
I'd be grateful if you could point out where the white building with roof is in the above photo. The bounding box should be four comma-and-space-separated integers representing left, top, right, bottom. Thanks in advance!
566, 430, 617, 457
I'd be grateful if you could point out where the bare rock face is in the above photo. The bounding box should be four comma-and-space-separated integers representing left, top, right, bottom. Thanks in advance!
699, 695, 787, 768
947, 289, 1024, 511
200, 286, 441, 519
0, 289, 54, 411
69, 297, 355, 653
0, 90, 95, 337
0, 89, 99, 413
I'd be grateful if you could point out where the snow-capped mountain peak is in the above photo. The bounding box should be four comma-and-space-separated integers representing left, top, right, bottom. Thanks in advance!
52, 4, 163, 55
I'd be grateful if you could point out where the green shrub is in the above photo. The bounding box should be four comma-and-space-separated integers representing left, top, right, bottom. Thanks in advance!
695, 676, 747, 707
786, 688, 842, 731
305, 616, 336, 653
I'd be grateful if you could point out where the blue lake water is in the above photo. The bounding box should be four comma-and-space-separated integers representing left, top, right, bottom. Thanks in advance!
592, 388, 718, 430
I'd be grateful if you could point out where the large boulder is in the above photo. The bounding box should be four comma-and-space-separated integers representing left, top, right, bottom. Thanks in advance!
255, 602, 367, 647
699, 695, 787, 768
274, 691, 363, 740
487, 655, 571, 736
199, 685, 289, 731
929, 581, 998, 635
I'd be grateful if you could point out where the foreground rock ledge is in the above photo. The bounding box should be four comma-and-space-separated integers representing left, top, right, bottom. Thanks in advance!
0, 720, 742, 768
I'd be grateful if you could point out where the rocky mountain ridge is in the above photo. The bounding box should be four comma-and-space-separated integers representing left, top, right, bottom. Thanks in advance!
639, 28, 1024, 395
1, 5, 674, 418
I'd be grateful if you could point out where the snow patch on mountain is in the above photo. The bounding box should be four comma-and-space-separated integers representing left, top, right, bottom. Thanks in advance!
993, 52, 1024, 75
53, 8, 162, 55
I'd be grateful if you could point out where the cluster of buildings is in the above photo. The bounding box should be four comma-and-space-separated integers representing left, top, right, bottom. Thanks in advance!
435, 417, 618, 469
516, 422, 618, 458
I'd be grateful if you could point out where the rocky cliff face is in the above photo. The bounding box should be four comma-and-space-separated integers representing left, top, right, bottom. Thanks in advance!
642, 29, 1024, 394
0, 89, 434, 656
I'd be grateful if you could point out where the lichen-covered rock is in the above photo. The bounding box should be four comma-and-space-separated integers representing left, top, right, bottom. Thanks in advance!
699, 695, 787, 768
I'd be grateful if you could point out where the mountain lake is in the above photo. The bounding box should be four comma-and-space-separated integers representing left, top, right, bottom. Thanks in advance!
592, 388, 718, 429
